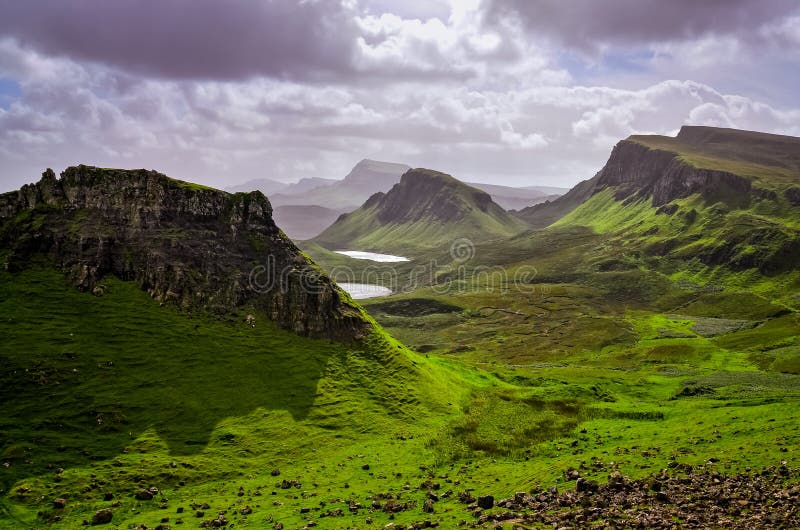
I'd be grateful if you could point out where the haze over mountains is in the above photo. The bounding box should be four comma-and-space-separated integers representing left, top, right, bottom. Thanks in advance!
226, 176, 337, 197
226, 159, 567, 239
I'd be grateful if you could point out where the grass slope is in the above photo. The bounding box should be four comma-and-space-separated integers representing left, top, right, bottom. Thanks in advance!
0, 264, 466, 528
630, 126, 800, 188
314, 169, 526, 255
5, 260, 798, 529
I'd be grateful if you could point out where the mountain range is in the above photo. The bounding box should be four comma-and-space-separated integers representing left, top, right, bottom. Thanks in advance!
2, 126, 800, 529
226, 159, 567, 239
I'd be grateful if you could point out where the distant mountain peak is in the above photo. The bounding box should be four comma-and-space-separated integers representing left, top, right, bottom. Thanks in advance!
342, 159, 412, 186
379, 168, 495, 222
352, 159, 411, 172
315, 167, 526, 253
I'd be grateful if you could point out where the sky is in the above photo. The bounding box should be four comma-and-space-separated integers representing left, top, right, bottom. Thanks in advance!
0, 0, 799, 193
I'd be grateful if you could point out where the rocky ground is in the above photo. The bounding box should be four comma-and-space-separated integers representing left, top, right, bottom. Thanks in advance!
69, 462, 799, 529
457, 461, 799, 529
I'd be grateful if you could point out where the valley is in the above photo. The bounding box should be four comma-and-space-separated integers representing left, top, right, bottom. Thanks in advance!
2, 1, 799, 527
1, 127, 799, 529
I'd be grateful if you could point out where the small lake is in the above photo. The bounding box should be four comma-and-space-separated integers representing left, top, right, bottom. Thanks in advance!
339, 283, 392, 299
335, 250, 410, 263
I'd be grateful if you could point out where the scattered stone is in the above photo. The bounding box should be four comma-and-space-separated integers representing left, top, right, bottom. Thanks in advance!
53, 498, 66, 509
469, 464, 800, 529
199, 513, 228, 528
576, 477, 599, 494
91, 508, 113, 525
135, 489, 154, 501
477, 495, 494, 509
458, 491, 475, 504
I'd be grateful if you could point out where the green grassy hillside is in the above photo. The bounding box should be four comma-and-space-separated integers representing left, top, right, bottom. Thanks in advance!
0, 264, 472, 528
314, 169, 527, 255
4, 129, 800, 528
631, 126, 800, 188
7, 258, 799, 529
517, 126, 800, 229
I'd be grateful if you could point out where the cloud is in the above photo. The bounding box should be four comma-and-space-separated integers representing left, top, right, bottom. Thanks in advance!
483, 0, 800, 52
0, 2, 798, 195
0, 0, 358, 81
1, 34, 797, 194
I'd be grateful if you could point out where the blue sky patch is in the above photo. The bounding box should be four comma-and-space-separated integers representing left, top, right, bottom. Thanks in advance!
0, 77, 22, 109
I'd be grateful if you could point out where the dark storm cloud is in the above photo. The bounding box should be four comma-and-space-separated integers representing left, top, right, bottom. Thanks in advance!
484, 0, 800, 51
0, 0, 358, 81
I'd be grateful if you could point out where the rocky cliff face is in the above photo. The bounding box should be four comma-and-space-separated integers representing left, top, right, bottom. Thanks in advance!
374, 169, 499, 224
517, 126, 799, 229
0, 165, 369, 340
595, 139, 754, 207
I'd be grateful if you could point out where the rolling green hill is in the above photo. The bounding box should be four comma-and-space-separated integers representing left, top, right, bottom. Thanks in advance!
314, 168, 527, 254
4, 128, 800, 529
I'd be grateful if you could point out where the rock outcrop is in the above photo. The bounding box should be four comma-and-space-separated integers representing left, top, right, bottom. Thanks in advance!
595, 139, 754, 207
516, 126, 800, 228
0, 165, 369, 340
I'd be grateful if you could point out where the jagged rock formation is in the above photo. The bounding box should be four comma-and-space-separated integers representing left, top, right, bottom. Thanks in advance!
596, 138, 754, 207
517, 126, 800, 228
0, 165, 369, 340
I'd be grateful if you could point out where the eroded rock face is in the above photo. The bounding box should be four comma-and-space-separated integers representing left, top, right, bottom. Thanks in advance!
596, 140, 754, 207
0, 165, 369, 341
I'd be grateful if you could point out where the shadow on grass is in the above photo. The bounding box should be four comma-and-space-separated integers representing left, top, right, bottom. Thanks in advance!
0, 267, 347, 488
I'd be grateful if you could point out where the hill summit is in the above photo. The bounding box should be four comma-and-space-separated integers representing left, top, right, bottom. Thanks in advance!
0, 165, 368, 339
517, 126, 800, 228
269, 159, 412, 211
314, 168, 527, 253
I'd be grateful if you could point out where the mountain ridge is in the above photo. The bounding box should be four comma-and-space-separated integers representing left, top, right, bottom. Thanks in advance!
0, 165, 368, 340
516, 126, 800, 228
314, 168, 527, 253
268, 159, 412, 210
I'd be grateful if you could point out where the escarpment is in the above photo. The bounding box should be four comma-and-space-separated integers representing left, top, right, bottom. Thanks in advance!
0, 165, 369, 340
517, 126, 800, 228
596, 139, 754, 207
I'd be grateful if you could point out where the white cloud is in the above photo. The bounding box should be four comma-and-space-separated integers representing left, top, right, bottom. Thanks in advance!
0, 4, 799, 193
